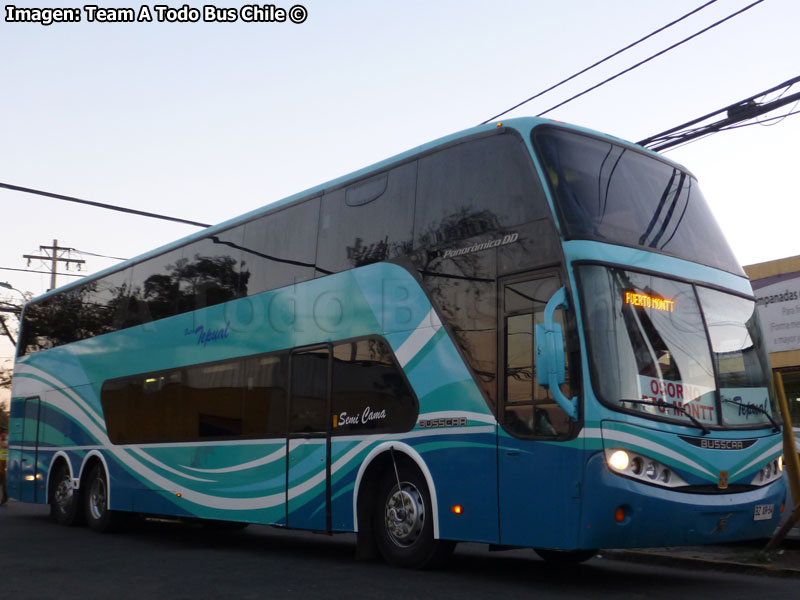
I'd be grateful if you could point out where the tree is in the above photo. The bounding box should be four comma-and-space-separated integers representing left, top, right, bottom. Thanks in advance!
1, 361, 10, 429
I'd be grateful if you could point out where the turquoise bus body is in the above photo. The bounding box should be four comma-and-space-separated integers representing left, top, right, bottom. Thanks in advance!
7, 117, 785, 554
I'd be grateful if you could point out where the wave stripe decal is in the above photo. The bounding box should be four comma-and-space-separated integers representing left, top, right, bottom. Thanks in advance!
181, 446, 286, 474
598, 428, 715, 477
730, 440, 784, 477
395, 309, 441, 367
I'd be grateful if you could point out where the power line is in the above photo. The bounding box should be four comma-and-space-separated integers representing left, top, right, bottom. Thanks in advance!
638, 75, 800, 151
72, 248, 129, 261
0, 182, 211, 228
481, 0, 719, 124
0, 266, 84, 278
536, 0, 767, 118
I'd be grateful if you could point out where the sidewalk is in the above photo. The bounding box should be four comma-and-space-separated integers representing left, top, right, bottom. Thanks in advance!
604, 539, 800, 576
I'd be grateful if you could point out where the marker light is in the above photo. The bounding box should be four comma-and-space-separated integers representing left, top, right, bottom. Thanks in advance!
451, 505, 463, 515
614, 507, 626, 523
608, 450, 630, 471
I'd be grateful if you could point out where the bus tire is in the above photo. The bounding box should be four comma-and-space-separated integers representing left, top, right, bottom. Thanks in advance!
373, 466, 454, 569
49, 461, 81, 526
84, 463, 119, 533
534, 548, 597, 564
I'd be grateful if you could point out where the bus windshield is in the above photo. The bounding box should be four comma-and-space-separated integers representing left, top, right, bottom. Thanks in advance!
578, 265, 776, 429
533, 127, 743, 275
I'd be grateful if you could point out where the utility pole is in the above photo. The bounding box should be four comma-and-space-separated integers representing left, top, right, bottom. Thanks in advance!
23, 239, 85, 290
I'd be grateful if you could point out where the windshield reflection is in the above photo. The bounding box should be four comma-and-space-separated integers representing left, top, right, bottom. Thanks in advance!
578, 265, 775, 429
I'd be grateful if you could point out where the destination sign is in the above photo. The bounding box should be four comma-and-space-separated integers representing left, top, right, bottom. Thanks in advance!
624, 291, 675, 312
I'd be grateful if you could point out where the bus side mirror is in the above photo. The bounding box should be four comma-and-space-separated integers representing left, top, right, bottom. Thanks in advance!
535, 286, 579, 421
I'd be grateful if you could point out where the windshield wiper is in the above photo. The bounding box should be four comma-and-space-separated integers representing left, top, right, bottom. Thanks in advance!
620, 399, 711, 435
721, 399, 780, 432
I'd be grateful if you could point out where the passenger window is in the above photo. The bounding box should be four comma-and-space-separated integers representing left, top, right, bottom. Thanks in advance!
316, 163, 416, 275
289, 348, 329, 434
331, 339, 417, 435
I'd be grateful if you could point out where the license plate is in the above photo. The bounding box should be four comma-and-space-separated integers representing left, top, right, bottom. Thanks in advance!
754, 504, 774, 521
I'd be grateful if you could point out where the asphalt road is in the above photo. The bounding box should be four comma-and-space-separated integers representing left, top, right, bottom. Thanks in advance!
1, 501, 796, 600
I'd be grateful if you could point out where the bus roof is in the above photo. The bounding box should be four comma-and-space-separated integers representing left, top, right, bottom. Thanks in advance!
31, 117, 688, 303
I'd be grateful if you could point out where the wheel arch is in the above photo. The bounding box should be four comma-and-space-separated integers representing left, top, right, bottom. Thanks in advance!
46, 451, 75, 502
352, 442, 440, 539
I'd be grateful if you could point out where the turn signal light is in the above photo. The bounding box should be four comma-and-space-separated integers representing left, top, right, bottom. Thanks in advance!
614, 507, 626, 523
451, 505, 463, 515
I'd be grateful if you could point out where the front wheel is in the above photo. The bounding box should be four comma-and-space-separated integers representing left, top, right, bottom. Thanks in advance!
84, 464, 119, 533
373, 467, 454, 569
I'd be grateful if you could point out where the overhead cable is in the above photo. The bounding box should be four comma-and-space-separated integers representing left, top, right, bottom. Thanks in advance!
481, 0, 719, 124
0, 182, 211, 228
535, 0, 767, 118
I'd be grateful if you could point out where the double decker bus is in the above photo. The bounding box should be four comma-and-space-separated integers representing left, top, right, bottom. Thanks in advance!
6, 118, 785, 568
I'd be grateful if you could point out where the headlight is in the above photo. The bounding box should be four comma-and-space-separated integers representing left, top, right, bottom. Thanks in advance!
605, 449, 688, 488
750, 457, 783, 486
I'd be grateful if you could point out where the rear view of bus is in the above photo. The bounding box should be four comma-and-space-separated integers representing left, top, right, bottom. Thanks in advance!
529, 123, 784, 549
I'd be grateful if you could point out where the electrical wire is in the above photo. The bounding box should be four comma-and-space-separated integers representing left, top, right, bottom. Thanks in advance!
536, 0, 767, 117
0, 182, 211, 228
71, 249, 129, 261
481, 1, 720, 124
643, 78, 800, 152
0, 266, 84, 278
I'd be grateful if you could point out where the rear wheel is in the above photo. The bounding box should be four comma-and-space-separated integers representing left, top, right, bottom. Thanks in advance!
84, 463, 119, 533
373, 466, 454, 569
49, 461, 81, 526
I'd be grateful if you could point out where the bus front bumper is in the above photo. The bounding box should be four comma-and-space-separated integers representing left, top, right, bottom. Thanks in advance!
578, 453, 786, 549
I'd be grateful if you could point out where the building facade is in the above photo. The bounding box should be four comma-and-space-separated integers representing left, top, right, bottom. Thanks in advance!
745, 255, 800, 425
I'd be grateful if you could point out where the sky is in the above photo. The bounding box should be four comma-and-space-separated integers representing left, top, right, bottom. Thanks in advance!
1, 0, 799, 402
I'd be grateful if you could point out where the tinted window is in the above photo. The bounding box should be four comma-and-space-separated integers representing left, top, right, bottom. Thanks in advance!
242, 355, 288, 437
414, 248, 497, 407
128, 249, 185, 324
184, 361, 244, 438
241, 199, 319, 294
89, 268, 133, 332
177, 227, 248, 313
331, 338, 417, 435
289, 348, 328, 433
414, 132, 547, 249
534, 127, 743, 275
19, 288, 89, 353
101, 352, 289, 443
317, 163, 416, 274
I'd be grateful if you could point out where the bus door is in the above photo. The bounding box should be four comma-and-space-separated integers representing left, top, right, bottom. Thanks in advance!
286, 347, 330, 532
497, 273, 583, 548
18, 397, 42, 503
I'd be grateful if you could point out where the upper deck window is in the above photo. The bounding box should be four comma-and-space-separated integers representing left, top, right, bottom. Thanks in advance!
533, 127, 743, 275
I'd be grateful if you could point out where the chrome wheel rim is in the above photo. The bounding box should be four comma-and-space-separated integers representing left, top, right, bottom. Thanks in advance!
384, 482, 425, 548
89, 476, 107, 521
54, 474, 73, 514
